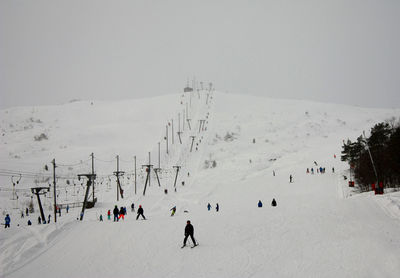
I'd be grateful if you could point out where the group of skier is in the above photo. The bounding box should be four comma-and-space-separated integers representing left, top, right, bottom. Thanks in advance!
105, 204, 146, 222
207, 203, 219, 212
306, 166, 333, 174
258, 199, 277, 207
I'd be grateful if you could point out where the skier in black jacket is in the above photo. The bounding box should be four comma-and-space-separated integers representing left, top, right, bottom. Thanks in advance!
182, 220, 197, 247
113, 205, 119, 222
136, 205, 146, 220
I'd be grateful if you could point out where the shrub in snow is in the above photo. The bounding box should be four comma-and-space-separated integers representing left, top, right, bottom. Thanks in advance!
34, 133, 48, 141
224, 132, 236, 142
204, 160, 217, 169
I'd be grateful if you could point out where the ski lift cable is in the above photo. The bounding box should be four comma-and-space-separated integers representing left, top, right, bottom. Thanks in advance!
57, 158, 91, 167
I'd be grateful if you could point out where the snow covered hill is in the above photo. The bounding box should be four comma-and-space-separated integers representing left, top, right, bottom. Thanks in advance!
1, 92, 400, 278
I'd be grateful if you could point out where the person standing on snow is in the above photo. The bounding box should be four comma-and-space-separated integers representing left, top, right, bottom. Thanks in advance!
289, 175, 293, 183
131, 203, 135, 212
107, 209, 111, 220
258, 200, 263, 207
271, 198, 277, 207
216, 203, 219, 212
182, 220, 197, 248
113, 205, 119, 222
207, 203, 211, 211
4, 214, 10, 228
136, 205, 146, 220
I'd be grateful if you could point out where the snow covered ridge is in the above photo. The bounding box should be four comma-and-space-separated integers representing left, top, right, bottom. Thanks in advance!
1, 92, 400, 278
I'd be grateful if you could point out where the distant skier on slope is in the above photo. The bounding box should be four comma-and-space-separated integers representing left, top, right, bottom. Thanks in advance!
4, 214, 10, 228
119, 206, 125, 220
207, 203, 211, 211
182, 220, 197, 248
271, 198, 277, 207
289, 175, 293, 183
170, 206, 176, 216
258, 200, 263, 207
131, 203, 135, 212
113, 205, 119, 222
107, 209, 111, 220
216, 203, 219, 212
136, 205, 146, 220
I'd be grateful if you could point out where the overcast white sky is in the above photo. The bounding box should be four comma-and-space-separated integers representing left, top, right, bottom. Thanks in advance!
1, 0, 399, 109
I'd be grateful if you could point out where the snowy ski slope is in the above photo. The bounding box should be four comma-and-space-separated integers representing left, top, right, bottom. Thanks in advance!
1, 91, 400, 278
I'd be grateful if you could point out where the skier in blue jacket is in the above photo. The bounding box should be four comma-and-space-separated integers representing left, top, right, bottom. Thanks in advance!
5, 214, 10, 228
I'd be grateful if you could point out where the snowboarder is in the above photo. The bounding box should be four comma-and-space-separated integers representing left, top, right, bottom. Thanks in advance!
4, 214, 10, 228
216, 203, 219, 212
207, 203, 211, 211
107, 209, 111, 220
271, 198, 277, 207
258, 200, 263, 207
289, 175, 293, 183
131, 203, 135, 212
170, 206, 176, 216
113, 206, 119, 222
136, 205, 146, 220
182, 220, 197, 248
27, 220, 32, 226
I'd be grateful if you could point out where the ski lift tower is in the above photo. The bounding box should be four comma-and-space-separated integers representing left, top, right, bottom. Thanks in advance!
31, 186, 50, 223
77, 173, 96, 220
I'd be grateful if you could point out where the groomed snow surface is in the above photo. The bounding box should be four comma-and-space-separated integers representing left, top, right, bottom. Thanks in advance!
1, 92, 400, 278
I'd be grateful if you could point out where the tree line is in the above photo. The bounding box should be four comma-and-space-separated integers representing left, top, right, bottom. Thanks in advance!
341, 119, 400, 192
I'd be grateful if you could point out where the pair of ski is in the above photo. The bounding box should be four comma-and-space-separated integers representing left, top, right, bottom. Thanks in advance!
181, 244, 198, 249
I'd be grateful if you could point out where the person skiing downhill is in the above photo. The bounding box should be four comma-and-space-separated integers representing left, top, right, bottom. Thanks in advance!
182, 220, 197, 248
136, 205, 146, 220
170, 206, 176, 216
